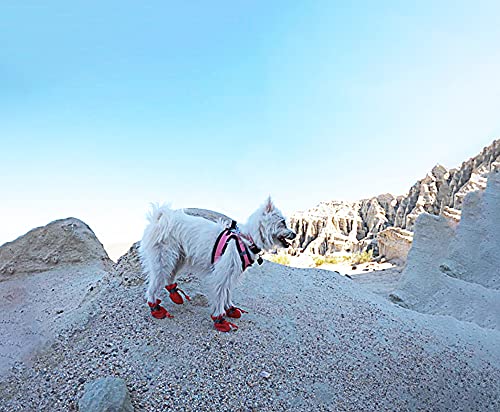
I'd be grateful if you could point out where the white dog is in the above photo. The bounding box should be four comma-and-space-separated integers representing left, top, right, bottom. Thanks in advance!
139, 197, 296, 332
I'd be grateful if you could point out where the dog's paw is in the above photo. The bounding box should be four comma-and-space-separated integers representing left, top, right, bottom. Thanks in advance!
225, 306, 248, 319
166, 283, 191, 305
148, 299, 174, 319
211, 315, 238, 332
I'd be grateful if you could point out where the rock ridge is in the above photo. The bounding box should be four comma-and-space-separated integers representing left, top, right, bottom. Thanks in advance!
290, 138, 500, 255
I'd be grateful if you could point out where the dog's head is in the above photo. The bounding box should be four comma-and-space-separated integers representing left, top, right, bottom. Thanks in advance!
253, 197, 296, 251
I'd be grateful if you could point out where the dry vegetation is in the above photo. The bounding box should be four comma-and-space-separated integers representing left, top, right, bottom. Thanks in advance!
265, 254, 291, 265
314, 250, 373, 267
266, 251, 374, 267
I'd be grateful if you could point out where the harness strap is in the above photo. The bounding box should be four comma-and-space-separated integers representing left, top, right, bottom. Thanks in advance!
239, 232, 262, 254
211, 225, 261, 270
234, 235, 254, 271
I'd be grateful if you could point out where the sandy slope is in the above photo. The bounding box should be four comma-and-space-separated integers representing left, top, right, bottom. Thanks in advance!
1, 261, 499, 412
0, 264, 109, 378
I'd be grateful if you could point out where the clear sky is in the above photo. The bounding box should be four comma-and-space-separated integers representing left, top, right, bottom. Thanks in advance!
1, 1, 499, 257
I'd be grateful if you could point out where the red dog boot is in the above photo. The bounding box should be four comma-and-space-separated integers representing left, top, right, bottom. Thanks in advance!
148, 299, 173, 319
166, 283, 191, 305
225, 306, 248, 319
211, 315, 238, 332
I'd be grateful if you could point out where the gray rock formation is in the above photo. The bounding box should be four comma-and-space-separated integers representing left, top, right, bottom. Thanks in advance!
0, 217, 113, 279
440, 167, 500, 290
390, 168, 500, 330
377, 227, 413, 264
79, 377, 134, 412
289, 194, 403, 255
290, 139, 499, 255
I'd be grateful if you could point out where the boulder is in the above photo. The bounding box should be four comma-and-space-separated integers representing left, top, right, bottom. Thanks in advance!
79, 377, 134, 412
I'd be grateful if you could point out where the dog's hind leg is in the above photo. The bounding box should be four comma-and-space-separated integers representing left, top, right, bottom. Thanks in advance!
165, 259, 192, 305
209, 248, 242, 332
140, 240, 181, 319
224, 290, 248, 319
224, 289, 234, 313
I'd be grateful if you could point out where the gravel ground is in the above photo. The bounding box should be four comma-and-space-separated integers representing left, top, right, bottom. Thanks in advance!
1, 262, 499, 411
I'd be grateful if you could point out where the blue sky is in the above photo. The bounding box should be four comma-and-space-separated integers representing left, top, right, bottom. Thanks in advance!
1, 1, 499, 257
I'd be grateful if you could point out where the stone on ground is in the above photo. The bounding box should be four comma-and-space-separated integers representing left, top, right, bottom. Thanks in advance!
79, 377, 134, 412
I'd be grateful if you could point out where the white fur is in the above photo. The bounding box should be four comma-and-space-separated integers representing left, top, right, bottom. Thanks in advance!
139, 197, 296, 317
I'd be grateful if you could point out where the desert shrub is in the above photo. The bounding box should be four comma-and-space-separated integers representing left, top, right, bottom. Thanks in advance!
309, 252, 373, 267
267, 254, 290, 266
324, 255, 350, 264
351, 250, 373, 265
313, 256, 326, 266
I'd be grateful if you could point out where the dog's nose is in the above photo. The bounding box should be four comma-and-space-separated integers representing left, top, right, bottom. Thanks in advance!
288, 231, 296, 240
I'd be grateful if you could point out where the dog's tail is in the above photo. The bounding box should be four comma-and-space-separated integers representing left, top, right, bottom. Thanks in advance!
146, 202, 170, 223
143, 203, 175, 243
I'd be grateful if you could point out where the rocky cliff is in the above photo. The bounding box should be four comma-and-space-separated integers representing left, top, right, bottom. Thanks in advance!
290, 139, 500, 255
390, 167, 500, 330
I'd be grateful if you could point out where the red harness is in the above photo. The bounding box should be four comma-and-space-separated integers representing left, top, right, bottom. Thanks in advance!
211, 221, 263, 270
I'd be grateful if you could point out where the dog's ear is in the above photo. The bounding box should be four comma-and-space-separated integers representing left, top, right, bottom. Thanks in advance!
264, 196, 274, 213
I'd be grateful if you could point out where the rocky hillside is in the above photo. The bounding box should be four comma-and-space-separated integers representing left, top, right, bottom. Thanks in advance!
2, 231, 500, 411
290, 139, 500, 255
1, 183, 499, 411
